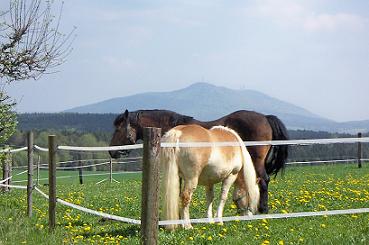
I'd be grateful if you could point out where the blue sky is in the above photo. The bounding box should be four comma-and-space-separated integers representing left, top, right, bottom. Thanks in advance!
3, 0, 369, 122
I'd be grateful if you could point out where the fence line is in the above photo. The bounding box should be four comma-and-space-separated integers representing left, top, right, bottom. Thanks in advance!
1, 133, 368, 243
33, 187, 141, 225
286, 158, 369, 165
0, 169, 28, 184
0, 146, 27, 153
2, 136, 369, 153
158, 208, 369, 225
12, 171, 142, 183
2, 182, 368, 226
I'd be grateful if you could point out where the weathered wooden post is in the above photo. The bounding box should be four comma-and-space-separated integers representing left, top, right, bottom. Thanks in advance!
357, 132, 362, 168
78, 157, 83, 185
1, 156, 8, 192
1, 146, 10, 192
8, 155, 12, 188
27, 131, 34, 217
36, 155, 41, 186
141, 127, 161, 245
48, 135, 57, 231
109, 158, 113, 183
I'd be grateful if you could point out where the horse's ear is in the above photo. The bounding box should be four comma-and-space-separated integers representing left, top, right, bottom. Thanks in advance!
136, 111, 142, 123
123, 109, 129, 118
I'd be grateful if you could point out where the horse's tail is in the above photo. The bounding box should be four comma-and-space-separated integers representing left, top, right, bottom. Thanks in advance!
238, 135, 260, 214
160, 129, 181, 230
215, 126, 260, 214
265, 115, 289, 177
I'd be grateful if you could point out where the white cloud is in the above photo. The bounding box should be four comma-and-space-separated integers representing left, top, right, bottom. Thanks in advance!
246, 0, 368, 32
101, 56, 138, 72
304, 13, 367, 32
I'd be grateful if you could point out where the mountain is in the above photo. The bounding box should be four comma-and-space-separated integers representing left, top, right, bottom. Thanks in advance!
65, 83, 369, 133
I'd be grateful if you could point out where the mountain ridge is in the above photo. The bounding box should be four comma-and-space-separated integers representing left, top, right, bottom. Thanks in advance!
65, 82, 368, 133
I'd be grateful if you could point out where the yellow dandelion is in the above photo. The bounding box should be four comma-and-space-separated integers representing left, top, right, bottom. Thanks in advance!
207, 236, 213, 241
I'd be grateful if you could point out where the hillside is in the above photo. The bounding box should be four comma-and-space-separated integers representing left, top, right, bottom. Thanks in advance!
64, 83, 369, 133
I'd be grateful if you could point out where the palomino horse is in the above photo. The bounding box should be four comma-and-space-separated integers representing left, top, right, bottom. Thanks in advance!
109, 109, 288, 213
160, 124, 260, 230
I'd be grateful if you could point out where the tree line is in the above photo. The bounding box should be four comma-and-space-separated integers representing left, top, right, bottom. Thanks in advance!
2, 123, 368, 169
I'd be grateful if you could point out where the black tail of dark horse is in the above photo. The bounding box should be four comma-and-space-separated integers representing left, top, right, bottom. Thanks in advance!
265, 115, 289, 177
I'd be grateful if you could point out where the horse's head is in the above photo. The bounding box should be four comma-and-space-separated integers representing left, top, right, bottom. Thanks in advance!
232, 184, 259, 216
109, 109, 140, 158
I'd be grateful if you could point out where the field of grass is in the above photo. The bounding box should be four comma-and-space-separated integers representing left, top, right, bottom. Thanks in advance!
1, 163, 369, 244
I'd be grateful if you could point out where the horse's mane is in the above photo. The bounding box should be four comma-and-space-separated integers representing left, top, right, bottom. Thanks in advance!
114, 109, 194, 127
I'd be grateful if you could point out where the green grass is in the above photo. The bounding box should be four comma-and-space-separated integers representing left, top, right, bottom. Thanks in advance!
1, 164, 369, 244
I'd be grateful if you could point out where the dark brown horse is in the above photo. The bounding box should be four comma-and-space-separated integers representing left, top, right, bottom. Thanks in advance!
109, 109, 289, 214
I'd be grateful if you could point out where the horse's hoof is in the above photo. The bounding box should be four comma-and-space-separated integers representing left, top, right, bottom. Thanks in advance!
182, 224, 193, 230
258, 206, 269, 214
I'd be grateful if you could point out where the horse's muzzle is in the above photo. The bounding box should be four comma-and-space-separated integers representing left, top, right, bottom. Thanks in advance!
109, 150, 129, 159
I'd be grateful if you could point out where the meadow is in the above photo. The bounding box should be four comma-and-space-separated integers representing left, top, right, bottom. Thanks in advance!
0, 163, 368, 244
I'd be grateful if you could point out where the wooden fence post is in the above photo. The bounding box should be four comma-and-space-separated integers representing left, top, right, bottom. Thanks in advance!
357, 132, 362, 168
78, 158, 83, 185
27, 131, 34, 217
109, 158, 113, 183
8, 155, 12, 188
141, 127, 161, 245
36, 155, 41, 187
2, 146, 10, 192
48, 135, 57, 231
1, 157, 7, 192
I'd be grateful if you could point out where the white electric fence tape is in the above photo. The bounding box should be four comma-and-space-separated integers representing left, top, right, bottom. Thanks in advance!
34, 187, 141, 225
57, 144, 143, 152
33, 145, 48, 152
0, 169, 29, 184
0, 146, 27, 153
31, 186, 369, 225
161, 137, 369, 148
158, 208, 369, 225
0, 183, 28, 189
2, 137, 366, 153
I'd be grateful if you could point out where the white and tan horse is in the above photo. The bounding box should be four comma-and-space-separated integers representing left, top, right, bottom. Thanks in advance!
160, 124, 260, 230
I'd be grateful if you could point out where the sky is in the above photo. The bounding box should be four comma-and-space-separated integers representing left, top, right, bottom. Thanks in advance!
2, 0, 369, 122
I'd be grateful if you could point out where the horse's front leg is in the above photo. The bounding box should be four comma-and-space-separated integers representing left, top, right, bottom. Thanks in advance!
180, 178, 198, 229
255, 165, 270, 214
205, 185, 214, 221
216, 174, 238, 225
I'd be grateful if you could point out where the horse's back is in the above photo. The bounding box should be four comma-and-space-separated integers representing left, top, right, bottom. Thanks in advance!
162, 124, 212, 175
163, 125, 245, 186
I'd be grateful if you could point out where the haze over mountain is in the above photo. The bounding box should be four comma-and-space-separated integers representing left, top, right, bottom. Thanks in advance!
65, 83, 369, 133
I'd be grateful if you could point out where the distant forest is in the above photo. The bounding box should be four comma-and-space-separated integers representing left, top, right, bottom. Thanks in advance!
3, 113, 368, 168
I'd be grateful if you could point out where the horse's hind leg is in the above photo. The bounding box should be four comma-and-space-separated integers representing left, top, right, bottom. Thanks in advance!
180, 178, 198, 229
216, 174, 238, 224
205, 185, 214, 221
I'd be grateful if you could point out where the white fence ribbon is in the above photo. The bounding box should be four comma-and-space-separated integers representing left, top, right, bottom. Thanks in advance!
161, 137, 369, 148
34, 145, 49, 152
0, 169, 29, 184
32, 185, 369, 226
158, 208, 369, 225
0, 183, 28, 189
57, 144, 143, 152
34, 187, 140, 225
0, 146, 27, 153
